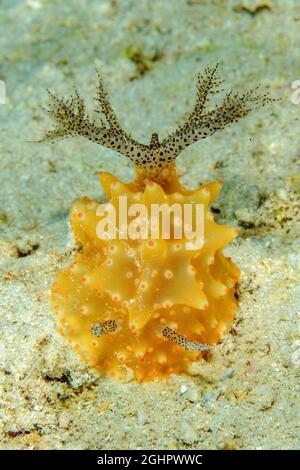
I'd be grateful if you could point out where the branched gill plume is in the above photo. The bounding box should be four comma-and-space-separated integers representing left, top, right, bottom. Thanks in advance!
36, 64, 274, 170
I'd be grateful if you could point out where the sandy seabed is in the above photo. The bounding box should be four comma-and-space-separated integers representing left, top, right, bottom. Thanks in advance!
0, 0, 299, 450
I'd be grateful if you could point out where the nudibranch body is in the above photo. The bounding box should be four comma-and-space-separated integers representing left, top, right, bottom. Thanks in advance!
51, 167, 239, 381
39, 65, 272, 381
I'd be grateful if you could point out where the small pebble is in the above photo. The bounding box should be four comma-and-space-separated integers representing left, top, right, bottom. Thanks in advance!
202, 391, 219, 403
219, 368, 235, 381
137, 410, 146, 426
276, 188, 288, 201
177, 421, 197, 444
187, 389, 199, 402
26, 0, 42, 9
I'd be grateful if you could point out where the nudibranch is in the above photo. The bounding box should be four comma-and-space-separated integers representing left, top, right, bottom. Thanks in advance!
38, 65, 272, 381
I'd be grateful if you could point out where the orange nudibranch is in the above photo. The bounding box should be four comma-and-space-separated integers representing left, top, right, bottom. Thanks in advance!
51, 165, 240, 382
40, 65, 272, 381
